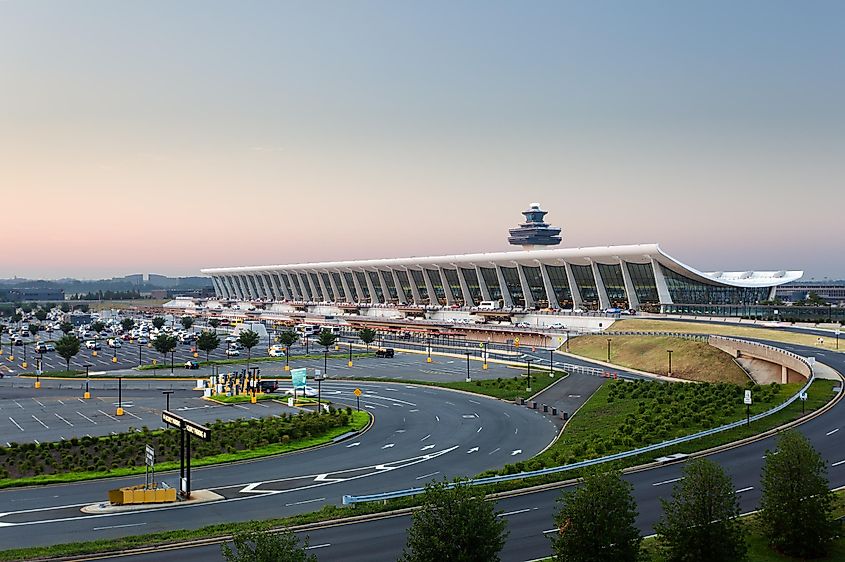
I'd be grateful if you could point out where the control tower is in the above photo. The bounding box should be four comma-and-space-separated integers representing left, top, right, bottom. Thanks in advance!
507, 203, 562, 250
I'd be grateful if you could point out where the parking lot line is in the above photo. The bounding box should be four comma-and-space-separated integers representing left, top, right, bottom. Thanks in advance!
54, 413, 73, 427
31, 415, 49, 429
76, 411, 97, 424
98, 410, 118, 422
8, 417, 24, 432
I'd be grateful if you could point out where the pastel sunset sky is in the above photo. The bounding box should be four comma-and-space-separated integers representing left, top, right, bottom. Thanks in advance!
1, 1, 843, 279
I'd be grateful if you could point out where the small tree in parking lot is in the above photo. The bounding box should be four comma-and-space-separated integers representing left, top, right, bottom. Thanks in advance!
197, 331, 220, 362
34, 309, 48, 322
90, 320, 105, 334
358, 328, 376, 352
278, 330, 298, 367
317, 329, 337, 374
209, 318, 221, 332
238, 330, 260, 372
60, 302, 70, 313
28, 324, 40, 338
153, 333, 178, 374
121, 318, 135, 333
181, 316, 194, 331
221, 524, 317, 562
60, 322, 74, 335
56, 334, 81, 373
152, 317, 166, 330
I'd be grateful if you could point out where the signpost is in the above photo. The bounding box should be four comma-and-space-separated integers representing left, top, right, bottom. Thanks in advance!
836, 329, 840, 351
744, 390, 752, 425
800, 391, 808, 414
291, 368, 307, 400
144, 444, 156, 490
162, 410, 211, 498
354, 387, 362, 411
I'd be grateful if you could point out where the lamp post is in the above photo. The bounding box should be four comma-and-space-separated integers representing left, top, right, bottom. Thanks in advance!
138, 340, 143, 367
35, 355, 42, 389
606, 338, 612, 362
427, 336, 432, 363
22, 340, 27, 369
565, 330, 570, 352
323, 349, 328, 376
549, 347, 554, 376
348, 341, 353, 367
667, 350, 673, 376
162, 390, 174, 411
482, 341, 488, 370
526, 358, 533, 392
116, 377, 124, 416
285, 346, 290, 371
465, 351, 471, 383
315, 373, 325, 413
170, 350, 175, 374
84, 363, 92, 399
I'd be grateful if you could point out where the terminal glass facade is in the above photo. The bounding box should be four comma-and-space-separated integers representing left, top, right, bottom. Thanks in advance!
521, 266, 547, 307
461, 268, 482, 304
597, 264, 628, 308
499, 266, 525, 308
425, 269, 447, 305
410, 269, 430, 303
381, 270, 399, 302
571, 265, 599, 308
545, 265, 572, 307
342, 272, 357, 301
354, 272, 370, 302
320, 273, 335, 301
395, 270, 413, 302
331, 272, 346, 301
443, 268, 463, 305
660, 265, 771, 305
479, 267, 502, 301
367, 271, 384, 303
626, 263, 659, 304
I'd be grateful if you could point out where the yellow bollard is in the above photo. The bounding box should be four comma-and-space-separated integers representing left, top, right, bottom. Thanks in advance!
193, 352, 198, 358
84, 391, 91, 399
426, 356, 432, 363
348, 360, 353, 367
34, 381, 41, 389
8, 355, 13, 361
335, 344, 340, 351
92, 350, 97, 357
112, 356, 118, 363
250, 395, 257, 404
116, 407, 124, 416
483, 363, 488, 370
284, 364, 290, 371
21, 361, 27, 369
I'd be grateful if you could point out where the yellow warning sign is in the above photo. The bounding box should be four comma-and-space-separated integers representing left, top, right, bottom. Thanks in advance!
353, 388, 362, 397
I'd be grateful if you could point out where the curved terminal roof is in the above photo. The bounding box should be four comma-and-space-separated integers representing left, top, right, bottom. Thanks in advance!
202, 243, 802, 289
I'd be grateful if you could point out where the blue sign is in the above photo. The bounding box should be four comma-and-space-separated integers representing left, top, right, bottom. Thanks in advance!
291, 368, 307, 389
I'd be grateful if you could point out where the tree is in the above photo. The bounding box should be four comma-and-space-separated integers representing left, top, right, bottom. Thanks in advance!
358, 328, 376, 351
209, 318, 221, 332
278, 330, 299, 349
55, 334, 80, 373
60, 302, 70, 313
12, 312, 22, 325
655, 458, 746, 562
551, 470, 641, 562
197, 331, 220, 362
759, 431, 837, 558
77, 303, 90, 313
181, 316, 194, 331
21, 303, 33, 314
28, 324, 40, 338
34, 309, 48, 322
60, 322, 74, 335
90, 320, 105, 334
317, 329, 337, 351
153, 333, 179, 374
221, 524, 317, 562
400, 480, 508, 562
238, 330, 260, 372
152, 317, 166, 330
121, 318, 135, 333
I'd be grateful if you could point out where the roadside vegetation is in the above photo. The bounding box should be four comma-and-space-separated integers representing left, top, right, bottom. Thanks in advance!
0, 409, 369, 488
610, 318, 844, 353
349, 371, 562, 401
567, 335, 749, 384
135, 352, 374, 371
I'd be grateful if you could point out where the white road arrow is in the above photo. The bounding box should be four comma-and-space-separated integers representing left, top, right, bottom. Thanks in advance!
467, 447, 479, 454
382, 443, 395, 449
239, 482, 266, 494
511, 449, 522, 456
421, 444, 436, 451
345, 442, 360, 448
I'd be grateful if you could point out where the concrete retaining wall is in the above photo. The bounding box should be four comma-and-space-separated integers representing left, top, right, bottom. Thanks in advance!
709, 336, 811, 383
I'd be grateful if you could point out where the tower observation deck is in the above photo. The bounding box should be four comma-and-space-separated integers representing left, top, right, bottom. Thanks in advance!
507, 203, 562, 249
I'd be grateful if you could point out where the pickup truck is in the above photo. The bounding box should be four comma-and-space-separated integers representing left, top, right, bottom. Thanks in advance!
375, 348, 395, 358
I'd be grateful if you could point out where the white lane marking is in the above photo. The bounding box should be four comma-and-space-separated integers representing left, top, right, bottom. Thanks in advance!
409, 409, 419, 412
77, 411, 97, 424
284, 497, 325, 507
736, 486, 754, 493
477, 426, 483, 433
32, 398, 45, 408
8, 417, 24, 432
364, 394, 417, 407
489, 447, 501, 455
542, 528, 558, 534
124, 410, 142, 420
54, 413, 73, 427
503, 412, 510, 418
97, 410, 118, 422
365, 405, 376, 410
511, 449, 522, 456
831, 459, 845, 467
13, 400, 23, 409
421, 444, 436, 451
345, 442, 360, 448
468, 399, 481, 405
93, 522, 147, 531
826, 428, 839, 436
435, 415, 440, 422
653, 477, 684, 487
239, 483, 264, 494
416, 471, 440, 480
395, 429, 406, 433
305, 543, 331, 550
462, 414, 478, 419
515, 427, 519, 435
420, 434, 431, 442
382, 443, 395, 449
467, 447, 479, 454
500, 508, 532, 517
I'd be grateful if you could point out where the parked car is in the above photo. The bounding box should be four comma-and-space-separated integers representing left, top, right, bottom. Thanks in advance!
137, 336, 149, 344
108, 338, 122, 348
184, 360, 200, 370
283, 385, 317, 397
375, 348, 395, 358
258, 380, 279, 393
85, 340, 101, 350
225, 348, 240, 357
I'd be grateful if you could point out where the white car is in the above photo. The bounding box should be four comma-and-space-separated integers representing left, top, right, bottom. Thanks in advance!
225, 348, 240, 357
268, 346, 285, 357
108, 338, 122, 348
85, 340, 101, 350
283, 386, 318, 398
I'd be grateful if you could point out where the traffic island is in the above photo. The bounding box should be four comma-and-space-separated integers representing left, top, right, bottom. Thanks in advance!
81, 489, 224, 514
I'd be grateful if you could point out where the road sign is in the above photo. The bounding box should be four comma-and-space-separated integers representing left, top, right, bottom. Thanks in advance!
800, 392, 808, 400
744, 390, 752, 405
162, 410, 211, 440
291, 368, 307, 389
353, 388, 362, 397
479, 342, 484, 348
145, 444, 155, 466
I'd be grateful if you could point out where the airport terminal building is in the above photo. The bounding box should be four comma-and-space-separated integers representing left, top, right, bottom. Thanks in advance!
201, 205, 801, 314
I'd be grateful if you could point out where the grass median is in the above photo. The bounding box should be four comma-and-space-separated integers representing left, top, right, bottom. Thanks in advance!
135, 352, 373, 371
348, 371, 562, 401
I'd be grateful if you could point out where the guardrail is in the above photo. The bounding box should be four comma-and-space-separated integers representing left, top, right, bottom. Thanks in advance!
342, 342, 816, 506
602, 331, 710, 342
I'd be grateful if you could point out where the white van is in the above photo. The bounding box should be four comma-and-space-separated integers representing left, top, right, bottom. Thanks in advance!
477, 300, 503, 310
295, 324, 321, 337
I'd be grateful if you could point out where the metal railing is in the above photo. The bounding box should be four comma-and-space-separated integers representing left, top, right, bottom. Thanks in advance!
342, 342, 815, 506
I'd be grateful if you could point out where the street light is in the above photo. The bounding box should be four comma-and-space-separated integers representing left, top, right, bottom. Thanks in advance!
565, 330, 570, 352
482, 341, 488, 370
549, 347, 554, 376
138, 340, 143, 367
323, 349, 329, 376
162, 390, 174, 411
348, 341, 353, 367
667, 350, 673, 376
427, 336, 432, 363
465, 351, 471, 383
606, 338, 612, 363
116, 377, 124, 416
526, 358, 533, 392
84, 363, 92, 399
315, 373, 325, 413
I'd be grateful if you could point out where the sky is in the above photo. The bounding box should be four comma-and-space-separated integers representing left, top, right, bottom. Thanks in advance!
1, 1, 843, 280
